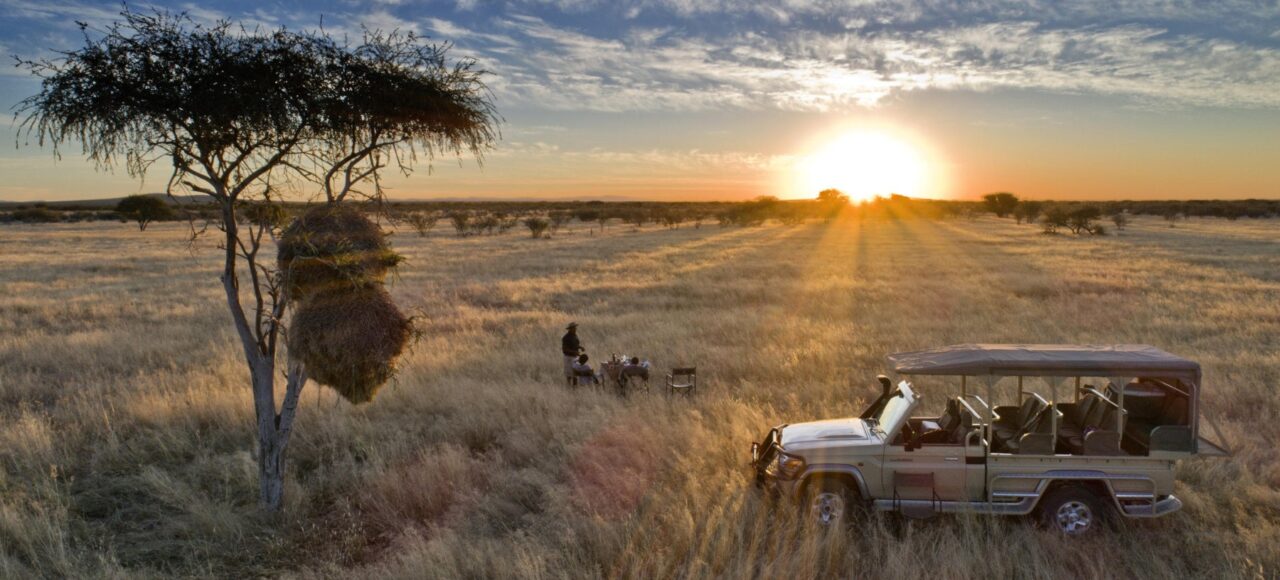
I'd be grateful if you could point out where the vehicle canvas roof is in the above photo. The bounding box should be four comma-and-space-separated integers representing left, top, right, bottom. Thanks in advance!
887, 344, 1200, 383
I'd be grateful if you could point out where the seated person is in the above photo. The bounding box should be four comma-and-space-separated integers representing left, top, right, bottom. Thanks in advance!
572, 354, 600, 386
621, 357, 651, 381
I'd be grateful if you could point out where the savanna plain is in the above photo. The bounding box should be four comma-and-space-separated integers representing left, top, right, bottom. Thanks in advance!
1, 214, 1277, 579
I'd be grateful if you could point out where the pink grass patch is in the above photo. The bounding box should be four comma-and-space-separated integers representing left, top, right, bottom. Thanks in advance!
568, 419, 662, 518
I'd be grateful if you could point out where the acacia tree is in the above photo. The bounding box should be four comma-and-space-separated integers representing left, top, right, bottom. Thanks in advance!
982, 192, 1019, 217
17, 10, 496, 510
115, 194, 174, 230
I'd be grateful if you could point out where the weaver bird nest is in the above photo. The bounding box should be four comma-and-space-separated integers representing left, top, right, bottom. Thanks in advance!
280, 206, 413, 404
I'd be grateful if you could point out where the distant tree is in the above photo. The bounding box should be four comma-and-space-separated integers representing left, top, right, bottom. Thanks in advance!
115, 195, 174, 231
405, 211, 439, 237
1066, 205, 1103, 235
1110, 212, 1129, 231
523, 216, 549, 238
1040, 206, 1069, 234
548, 210, 572, 235
982, 192, 1019, 218
1163, 209, 1182, 228
16, 8, 496, 511
659, 211, 684, 229
626, 210, 649, 228
817, 188, 850, 205
689, 211, 707, 229
573, 209, 600, 224
1013, 200, 1042, 225
596, 213, 610, 232
817, 188, 849, 222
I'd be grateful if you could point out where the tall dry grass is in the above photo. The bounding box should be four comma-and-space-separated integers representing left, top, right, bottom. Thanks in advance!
0, 216, 1276, 578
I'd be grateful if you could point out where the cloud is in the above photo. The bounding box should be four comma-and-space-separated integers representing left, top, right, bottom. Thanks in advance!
439, 12, 1280, 112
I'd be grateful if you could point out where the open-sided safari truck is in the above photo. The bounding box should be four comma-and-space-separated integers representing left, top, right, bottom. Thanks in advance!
750, 344, 1229, 535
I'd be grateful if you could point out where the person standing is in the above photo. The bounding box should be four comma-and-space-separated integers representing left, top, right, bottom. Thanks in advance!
562, 322, 583, 386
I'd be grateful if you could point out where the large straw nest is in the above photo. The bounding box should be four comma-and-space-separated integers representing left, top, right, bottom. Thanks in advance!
278, 205, 403, 299
289, 286, 414, 404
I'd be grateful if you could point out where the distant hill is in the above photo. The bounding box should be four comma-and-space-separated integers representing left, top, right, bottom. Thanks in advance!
0, 193, 208, 209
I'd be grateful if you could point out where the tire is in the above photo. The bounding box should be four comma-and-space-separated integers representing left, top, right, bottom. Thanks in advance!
805, 479, 859, 528
1038, 485, 1107, 537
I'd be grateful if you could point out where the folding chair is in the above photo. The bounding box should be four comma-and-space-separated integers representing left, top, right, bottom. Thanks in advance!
666, 367, 697, 397
620, 371, 651, 397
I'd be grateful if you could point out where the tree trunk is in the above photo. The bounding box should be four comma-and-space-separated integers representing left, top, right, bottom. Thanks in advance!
252, 357, 307, 511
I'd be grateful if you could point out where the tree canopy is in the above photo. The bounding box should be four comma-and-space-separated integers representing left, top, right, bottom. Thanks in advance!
982, 192, 1019, 218
115, 194, 174, 230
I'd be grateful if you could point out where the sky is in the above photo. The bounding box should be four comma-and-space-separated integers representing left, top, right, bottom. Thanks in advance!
2, 0, 1279, 202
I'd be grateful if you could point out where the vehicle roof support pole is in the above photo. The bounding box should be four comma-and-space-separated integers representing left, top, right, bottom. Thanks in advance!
1110, 376, 1127, 433
1074, 377, 1081, 402
1017, 376, 1023, 403
1046, 376, 1063, 447
961, 375, 967, 399
982, 375, 999, 449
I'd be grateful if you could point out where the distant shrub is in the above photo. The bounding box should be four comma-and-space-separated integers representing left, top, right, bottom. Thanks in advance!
1163, 209, 1182, 228
449, 211, 471, 236
549, 211, 572, 234
472, 213, 500, 235
1110, 212, 1129, 231
405, 211, 439, 237
241, 202, 289, 229
11, 207, 62, 223
497, 214, 519, 234
523, 216, 549, 238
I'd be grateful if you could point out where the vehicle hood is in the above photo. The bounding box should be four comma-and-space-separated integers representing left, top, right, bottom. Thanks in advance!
780, 418, 874, 449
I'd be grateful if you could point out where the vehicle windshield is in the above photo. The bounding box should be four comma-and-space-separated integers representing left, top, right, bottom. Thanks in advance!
876, 382, 916, 435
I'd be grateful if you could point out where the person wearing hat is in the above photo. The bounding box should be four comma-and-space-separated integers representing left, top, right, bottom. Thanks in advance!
562, 322, 583, 386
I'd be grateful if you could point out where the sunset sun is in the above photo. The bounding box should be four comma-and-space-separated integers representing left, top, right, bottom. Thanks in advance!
796, 130, 933, 201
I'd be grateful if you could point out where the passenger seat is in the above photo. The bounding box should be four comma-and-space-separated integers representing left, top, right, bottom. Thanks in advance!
993, 396, 1046, 450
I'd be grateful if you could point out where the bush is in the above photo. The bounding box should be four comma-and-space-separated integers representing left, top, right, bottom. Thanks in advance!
1110, 212, 1129, 231
449, 211, 471, 236
523, 216, 549, 238
10, 207, 62, 223
548, 211, 572, 234
497, 214, 519, 234
405, 211, 439, 237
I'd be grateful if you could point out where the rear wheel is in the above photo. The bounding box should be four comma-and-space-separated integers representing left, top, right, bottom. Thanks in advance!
806, 479, 858, 527
1038, 485, 1106, 537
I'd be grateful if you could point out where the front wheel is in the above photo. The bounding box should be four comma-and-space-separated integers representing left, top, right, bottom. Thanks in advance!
805, 479, 858, 527
1038, 486, 1107, 537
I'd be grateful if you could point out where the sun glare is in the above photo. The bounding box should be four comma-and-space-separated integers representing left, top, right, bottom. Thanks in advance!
795, 130, 934, 202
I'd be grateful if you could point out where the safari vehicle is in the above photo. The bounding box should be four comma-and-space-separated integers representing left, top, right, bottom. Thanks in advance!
749, 344, 1229, 535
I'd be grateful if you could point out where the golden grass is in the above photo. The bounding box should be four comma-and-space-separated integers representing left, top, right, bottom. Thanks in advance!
0, 216, 1277, 578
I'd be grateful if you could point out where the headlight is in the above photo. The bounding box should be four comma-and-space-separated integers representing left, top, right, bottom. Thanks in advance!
777, 453, 806, 479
